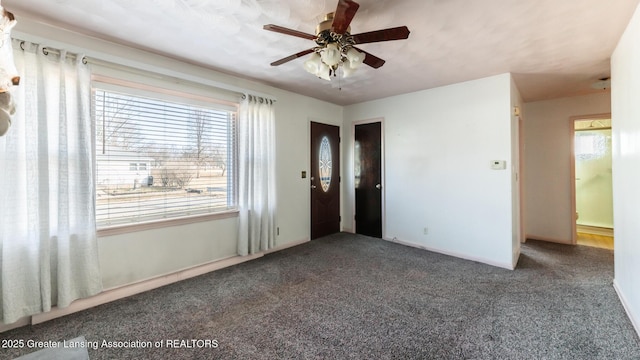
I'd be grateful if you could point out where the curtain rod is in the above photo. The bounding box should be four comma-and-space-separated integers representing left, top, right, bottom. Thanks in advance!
13, 37, 277, 102
242, 94, 276, 104
18, 40, 87, 64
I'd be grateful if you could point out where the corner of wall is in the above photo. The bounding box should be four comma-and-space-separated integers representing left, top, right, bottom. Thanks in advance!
611, 0, 640, 343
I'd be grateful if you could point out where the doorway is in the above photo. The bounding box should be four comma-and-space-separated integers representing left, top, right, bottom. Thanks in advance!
310, 121, 340, 240
571, 116, 614, 249
354, 121, 383, 238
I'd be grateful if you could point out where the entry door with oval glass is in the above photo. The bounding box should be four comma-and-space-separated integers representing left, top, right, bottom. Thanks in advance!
310, 122, 340, 240
355, 122, 382, 238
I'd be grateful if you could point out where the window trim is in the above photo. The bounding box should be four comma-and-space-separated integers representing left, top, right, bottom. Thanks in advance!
92, 74, 239, 233
92, 74, 239, 111
97, 210, 239, 237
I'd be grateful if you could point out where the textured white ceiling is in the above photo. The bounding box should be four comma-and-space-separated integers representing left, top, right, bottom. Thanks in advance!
3, 0, 638, 105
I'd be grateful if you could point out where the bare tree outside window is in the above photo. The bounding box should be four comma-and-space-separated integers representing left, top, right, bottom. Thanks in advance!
187, 109, 214, 178
94, 88, 236, 228
212, 144, 228, 177
96, 92, 147, 154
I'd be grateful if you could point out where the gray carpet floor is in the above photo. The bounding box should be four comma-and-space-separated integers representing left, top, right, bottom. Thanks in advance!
2, 233, 639, 359
12, 336, 89, 360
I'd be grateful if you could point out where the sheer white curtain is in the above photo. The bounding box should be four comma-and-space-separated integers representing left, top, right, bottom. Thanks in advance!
238, 95, 277, 256
0, 42, 102, 324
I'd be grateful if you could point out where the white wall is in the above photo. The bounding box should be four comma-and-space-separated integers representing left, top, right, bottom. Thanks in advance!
99, 218, 238, 288
13, 17, 343, 290
523, 93, 611, 243
344, 74, 517, 269
275, 101, 344, 245
611, 2, 640, 337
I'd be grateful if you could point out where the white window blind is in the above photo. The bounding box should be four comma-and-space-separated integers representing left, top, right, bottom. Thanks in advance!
94, 86, 237, 228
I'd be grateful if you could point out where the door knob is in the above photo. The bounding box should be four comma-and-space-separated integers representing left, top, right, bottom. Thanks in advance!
311, 185, 317, 189
376, 184, 382, 190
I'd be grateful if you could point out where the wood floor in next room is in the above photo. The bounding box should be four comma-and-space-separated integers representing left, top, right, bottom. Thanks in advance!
577, 232, 614, 250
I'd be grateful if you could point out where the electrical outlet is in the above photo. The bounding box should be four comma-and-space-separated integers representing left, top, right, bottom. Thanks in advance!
423, 227, 428, 235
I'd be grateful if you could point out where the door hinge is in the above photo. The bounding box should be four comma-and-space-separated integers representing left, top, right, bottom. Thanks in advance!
339, 215, 341, 222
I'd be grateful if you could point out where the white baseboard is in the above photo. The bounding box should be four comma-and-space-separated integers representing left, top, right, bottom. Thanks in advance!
2, 237, 311, 331
265, 237, 309, 254
0, 316, 31, 333
613, 279, 640, 339
31, 253, 263, 325
513, 247, 522, 269
384, 237, 515, 270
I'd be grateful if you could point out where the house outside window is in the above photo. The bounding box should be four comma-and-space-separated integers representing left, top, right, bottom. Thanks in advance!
93, 80, 237, 229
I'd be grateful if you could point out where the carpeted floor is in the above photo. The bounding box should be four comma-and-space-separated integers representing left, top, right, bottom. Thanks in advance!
3, 233, 640, 359
12, 336, 89, 360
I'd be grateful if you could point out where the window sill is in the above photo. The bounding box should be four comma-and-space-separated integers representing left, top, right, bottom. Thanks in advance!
97, 210, 239, 237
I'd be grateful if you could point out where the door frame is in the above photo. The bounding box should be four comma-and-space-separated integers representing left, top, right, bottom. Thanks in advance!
569, 113, 612, 245
352, 118, 386, 239
518, 115, 526, 244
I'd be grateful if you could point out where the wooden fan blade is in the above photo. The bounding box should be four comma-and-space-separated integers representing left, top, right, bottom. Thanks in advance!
353, 46, 385, 69
352, 26, 410, 44
270, 49, 315, 66
332, 0, 360, 34
263, 24, 316, 40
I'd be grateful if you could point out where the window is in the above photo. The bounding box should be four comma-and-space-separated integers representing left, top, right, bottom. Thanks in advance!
93, 83, 237, 229
575, 131, 609, 160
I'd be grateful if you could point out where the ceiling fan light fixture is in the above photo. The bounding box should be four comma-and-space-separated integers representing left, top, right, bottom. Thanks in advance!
346, 48, 364, 68
304, 53, 322, 75
321, 43, 342, 67
318, 62, 332, 81
342, 60, 356, 78
307, 43, 363, 81
591, 77, 611, 90
264, 1, 411, 83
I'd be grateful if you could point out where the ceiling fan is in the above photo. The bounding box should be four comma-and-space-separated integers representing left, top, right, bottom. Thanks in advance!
263, 0, 410, 80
